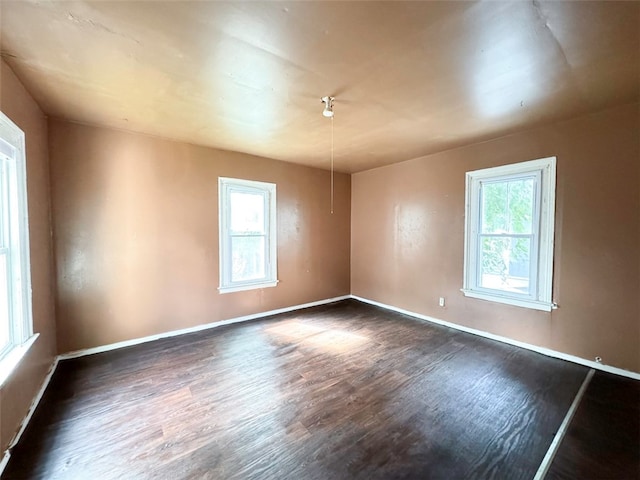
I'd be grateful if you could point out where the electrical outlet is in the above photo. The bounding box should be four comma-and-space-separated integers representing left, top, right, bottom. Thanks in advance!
439, 297, 445, 307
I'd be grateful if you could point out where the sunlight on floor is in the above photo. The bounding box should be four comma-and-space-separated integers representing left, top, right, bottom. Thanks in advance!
266, 320, 371, 354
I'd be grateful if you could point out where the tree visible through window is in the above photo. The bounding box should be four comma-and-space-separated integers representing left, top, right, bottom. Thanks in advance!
479, 175, 536, 295
463, 157, 556, 311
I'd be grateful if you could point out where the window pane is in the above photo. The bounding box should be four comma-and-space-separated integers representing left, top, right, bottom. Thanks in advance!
230, 192, 264, 234
481, 182, 508, 233
231, 236, 265, 282
507, 178, 534, 234
0, 253, 11, 350
480, 236, 531, 295
481, 177, 534, 234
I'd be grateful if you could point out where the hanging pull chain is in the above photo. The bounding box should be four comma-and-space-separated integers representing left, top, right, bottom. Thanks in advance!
331, 115, 334, 214
321, 95, 335, 214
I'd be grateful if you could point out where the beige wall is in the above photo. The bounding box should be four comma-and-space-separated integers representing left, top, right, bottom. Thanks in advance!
352, 103, 640, 373
0, 61, 56, 451
49, 119, 351, 353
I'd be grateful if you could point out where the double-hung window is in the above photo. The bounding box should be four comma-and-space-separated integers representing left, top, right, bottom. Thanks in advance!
218, 177, 277, 293
462, 157, 556, 311
0, 111, 34, 379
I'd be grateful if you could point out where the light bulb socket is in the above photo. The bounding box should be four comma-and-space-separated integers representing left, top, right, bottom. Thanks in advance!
321, 96, 334, 118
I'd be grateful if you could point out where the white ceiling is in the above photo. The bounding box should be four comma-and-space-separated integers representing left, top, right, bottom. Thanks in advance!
1, 1, 638, 172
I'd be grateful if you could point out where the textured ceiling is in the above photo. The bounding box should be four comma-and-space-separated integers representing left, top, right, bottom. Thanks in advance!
1, 1, 638, 173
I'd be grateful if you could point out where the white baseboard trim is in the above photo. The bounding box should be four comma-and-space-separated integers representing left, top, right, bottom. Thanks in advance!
0, 356, 59, 477
58, 295, 351, 360
0, 451, 9, 477
351, 295, 640, 381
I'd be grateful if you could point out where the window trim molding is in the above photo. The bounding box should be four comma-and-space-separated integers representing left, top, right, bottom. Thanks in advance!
218, 177, 278, 294
462, 156, 557, 312
0, 110, 35, 373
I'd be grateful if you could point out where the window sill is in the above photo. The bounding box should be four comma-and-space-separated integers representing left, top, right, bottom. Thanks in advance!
219, 280, 279, 294
461, 289, 556, 312
0, 333, 39, 389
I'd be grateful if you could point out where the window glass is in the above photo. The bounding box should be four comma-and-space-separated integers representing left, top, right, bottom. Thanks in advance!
479, 236, 531, 295
0, 252, 10, 351
230, 191, 265, 234
231, 236, 266, 282
481, 177, 534, 235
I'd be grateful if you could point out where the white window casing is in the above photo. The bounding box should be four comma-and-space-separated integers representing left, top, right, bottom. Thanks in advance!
218, 177, 278, 294
0, 111, 36, 387
462, 157, 557, 311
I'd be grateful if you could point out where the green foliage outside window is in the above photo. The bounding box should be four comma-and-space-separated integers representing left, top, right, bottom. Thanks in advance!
480, 177, 534, 281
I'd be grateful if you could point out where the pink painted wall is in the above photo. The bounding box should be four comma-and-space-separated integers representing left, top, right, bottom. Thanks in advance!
48, 119, 351, 353
0, 60, 57, 451
352, 103, 640, 373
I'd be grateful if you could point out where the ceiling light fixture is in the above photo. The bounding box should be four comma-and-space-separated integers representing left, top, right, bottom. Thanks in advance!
321, 96, 335, 214
321, 96, 334, 118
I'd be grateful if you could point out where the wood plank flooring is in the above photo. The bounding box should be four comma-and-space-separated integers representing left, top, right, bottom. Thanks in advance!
546, 371, 640, 480
4, 299, 631, 479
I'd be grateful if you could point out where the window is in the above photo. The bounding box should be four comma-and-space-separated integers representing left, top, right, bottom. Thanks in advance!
219, 177, 277, 293
462, 157, 556, 311
0, 111, 34, 368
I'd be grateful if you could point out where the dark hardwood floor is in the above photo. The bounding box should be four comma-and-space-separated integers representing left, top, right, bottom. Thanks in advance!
546, 371, 640, 480
4, 299, 633, 479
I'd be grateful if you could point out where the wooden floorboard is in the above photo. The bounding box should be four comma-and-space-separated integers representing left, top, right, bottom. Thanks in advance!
546, 370, 640, 480
4, 299, 597, 479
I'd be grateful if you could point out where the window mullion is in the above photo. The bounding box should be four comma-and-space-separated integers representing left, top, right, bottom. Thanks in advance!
530, 171, 543, 298
6, 150, 21, 343
478, 233, 534, 239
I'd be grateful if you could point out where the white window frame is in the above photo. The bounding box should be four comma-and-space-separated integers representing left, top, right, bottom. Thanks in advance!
462, 157, 556, 311
0, 111, 36, 387
218, 177, 277, 294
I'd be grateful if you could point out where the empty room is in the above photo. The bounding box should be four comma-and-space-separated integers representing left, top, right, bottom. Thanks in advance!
0, 1, 638, 479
